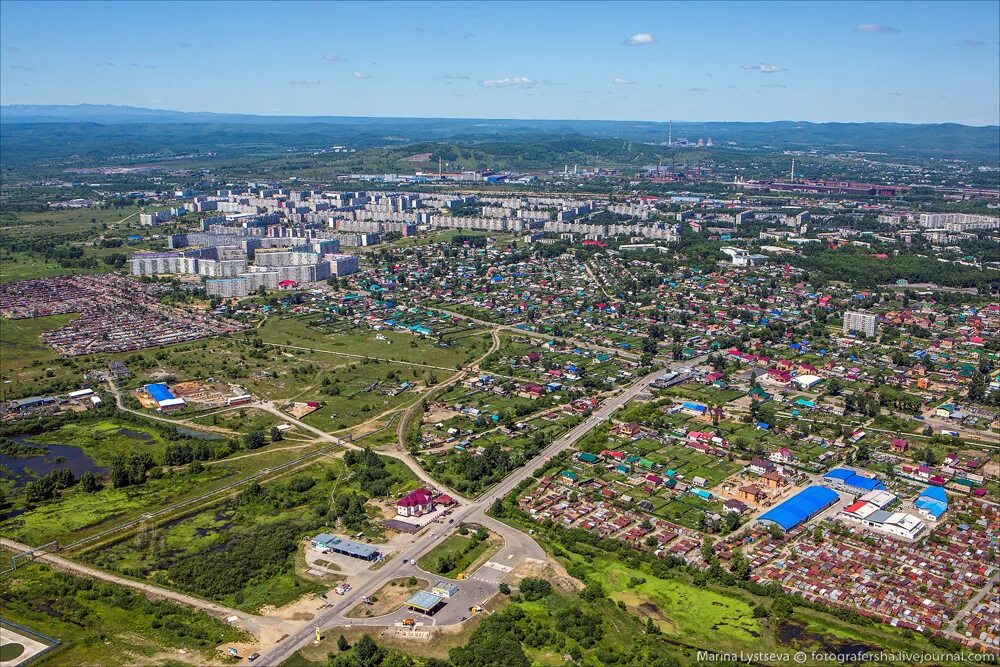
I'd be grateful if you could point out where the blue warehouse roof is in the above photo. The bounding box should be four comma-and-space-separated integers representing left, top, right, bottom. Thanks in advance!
823, 468, 885, 492
144, 383, 176, 403
758, 486, 839, 531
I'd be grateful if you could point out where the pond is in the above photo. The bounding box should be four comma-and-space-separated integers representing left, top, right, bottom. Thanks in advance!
776, 622, 877, 662
0, 437, 105, 488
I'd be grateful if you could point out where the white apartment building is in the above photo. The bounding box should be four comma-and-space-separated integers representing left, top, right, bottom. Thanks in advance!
843, 311, 878, 337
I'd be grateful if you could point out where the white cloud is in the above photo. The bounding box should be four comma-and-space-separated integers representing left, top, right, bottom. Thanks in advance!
443, 74, 471, 80
688, 87, 709, 92
740, 63, 785, 73
963, 39, 985, 47
479, 76, 535, 88
323, 54, 350, 62
857, 23, 900, 33
624, 33, 656, 46
289, 79, 322, 85
352, 71, 370, 79
613, 77, 635, 85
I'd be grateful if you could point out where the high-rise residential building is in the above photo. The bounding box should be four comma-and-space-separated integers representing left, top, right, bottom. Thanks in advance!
843, 311, 878, 337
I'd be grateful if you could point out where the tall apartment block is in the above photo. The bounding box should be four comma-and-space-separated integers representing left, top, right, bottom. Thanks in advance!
843, 311, 878, 337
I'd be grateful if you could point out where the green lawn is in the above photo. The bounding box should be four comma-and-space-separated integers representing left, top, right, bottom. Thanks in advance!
415, 529, 499, 578
256, 314, 490, 369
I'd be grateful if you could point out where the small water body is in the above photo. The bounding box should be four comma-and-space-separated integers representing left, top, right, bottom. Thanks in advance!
777, 622, 877, 661
0, 437, 105, 488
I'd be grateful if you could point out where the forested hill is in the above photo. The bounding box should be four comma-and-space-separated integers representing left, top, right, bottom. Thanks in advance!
2, 105, 998, 163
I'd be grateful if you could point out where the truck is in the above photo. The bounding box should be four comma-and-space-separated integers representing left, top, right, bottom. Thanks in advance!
402, 618, 416, 627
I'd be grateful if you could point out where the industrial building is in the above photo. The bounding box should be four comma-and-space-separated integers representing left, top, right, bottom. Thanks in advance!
309, 533, 380, 561
757, 485, 839, 532
823, 468, 886, 493
144, 383, 187, 411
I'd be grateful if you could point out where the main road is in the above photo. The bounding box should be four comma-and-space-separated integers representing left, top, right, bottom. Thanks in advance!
259, 357, 703, 666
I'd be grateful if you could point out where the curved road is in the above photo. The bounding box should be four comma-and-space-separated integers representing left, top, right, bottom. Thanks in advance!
259, 360, 698, 665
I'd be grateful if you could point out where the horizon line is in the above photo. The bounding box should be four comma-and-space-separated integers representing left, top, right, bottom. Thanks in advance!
2, 103, 998, 129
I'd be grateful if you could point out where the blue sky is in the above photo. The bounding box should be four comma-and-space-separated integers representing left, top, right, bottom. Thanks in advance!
2, 0, 998, 125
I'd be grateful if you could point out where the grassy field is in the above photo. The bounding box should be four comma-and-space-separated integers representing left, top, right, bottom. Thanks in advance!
256, 314, 491, 369
80, 452, 417, 613
0, 560, 247, 665
0, 313, 83, 397
30, 418, 172, 465
0, 443, 332, 546
191, 407, 292, 435
415, 528, 501, 578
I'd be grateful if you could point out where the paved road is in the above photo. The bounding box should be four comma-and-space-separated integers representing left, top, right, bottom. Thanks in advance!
259, 359, 701, 666
946, 569, 1000, 633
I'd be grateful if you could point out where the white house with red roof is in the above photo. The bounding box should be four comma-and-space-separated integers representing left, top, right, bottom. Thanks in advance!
396, 488, 435, 517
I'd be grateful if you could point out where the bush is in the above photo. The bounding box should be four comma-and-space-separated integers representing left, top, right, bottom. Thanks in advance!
518, 577, 552, 601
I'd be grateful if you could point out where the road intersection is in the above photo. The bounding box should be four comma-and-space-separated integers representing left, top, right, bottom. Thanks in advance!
259, 359, 701, 665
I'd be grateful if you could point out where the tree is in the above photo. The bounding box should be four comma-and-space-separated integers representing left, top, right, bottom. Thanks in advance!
701, 536, 715, 562
436, 554, 456, 574
489, 497, 506, 517
352, 634, 385, 667
771, 596, 795, 621
518, 577, 552, 601
80, 470, 101, 493
244, 430, 267, 450
270, 426, 284, 442
498, 582, 511, 595
337, 634, 350, 652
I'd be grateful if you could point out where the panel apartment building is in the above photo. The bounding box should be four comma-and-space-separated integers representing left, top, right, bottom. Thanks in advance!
843, 311, 879, 337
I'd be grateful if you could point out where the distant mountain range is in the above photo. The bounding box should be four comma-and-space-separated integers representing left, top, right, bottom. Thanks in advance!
2, 104, 998, 165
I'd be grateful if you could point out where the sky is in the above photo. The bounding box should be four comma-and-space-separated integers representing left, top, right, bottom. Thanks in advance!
1, 0, 998, 125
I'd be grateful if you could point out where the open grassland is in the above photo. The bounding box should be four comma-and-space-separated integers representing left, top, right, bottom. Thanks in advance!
191, 407, 292, 435
256, 313, 491, 369
82, 453, 417, 613
0, 561, 247, 666
0, 313, 81, 395
0, 443, 332, 546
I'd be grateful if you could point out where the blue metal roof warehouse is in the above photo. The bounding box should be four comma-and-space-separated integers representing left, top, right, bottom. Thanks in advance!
823, 468, 886, 492
914, 486, 948, 520
757, 486, 839, 531
144, 383, 176, 404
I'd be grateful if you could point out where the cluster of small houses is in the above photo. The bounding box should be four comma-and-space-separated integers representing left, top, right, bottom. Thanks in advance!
3, 275, 245, 357
519, 478, 705, 563
525, 441, 998, 652
749, 494, 998, 652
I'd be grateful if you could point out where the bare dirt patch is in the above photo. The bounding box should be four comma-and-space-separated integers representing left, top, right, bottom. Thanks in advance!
345, 577, 429, 618
509, 555, 583, 595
